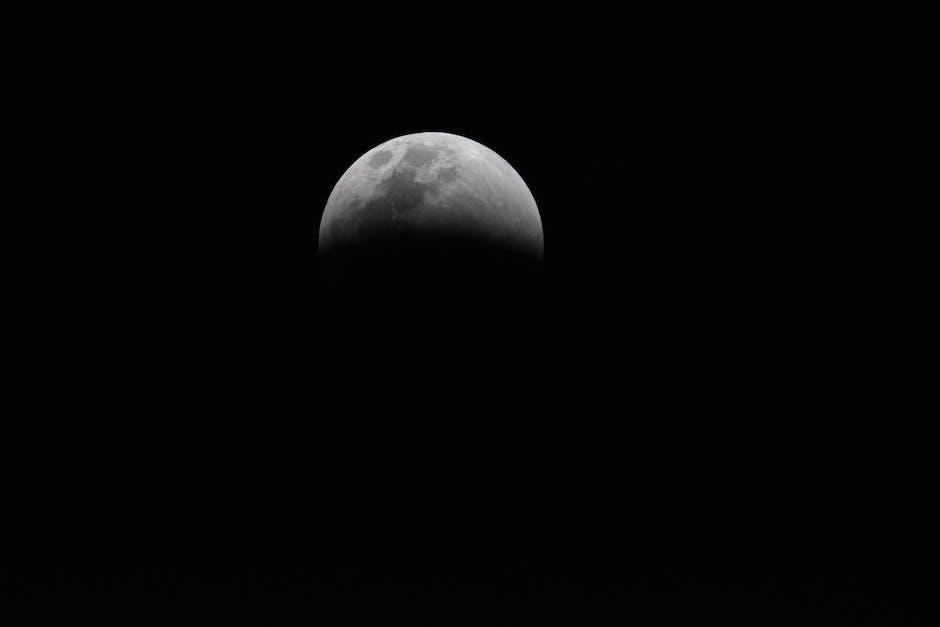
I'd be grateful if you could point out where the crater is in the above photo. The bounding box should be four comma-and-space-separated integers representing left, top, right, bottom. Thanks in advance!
438, 166, 458, 183
403, 145, 439, 167
355, 168, 429, 235
382, 169, 428, 212
368, 150, 394, 168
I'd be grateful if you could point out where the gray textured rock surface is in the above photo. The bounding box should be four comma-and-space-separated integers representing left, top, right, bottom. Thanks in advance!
319, 132, 543, 260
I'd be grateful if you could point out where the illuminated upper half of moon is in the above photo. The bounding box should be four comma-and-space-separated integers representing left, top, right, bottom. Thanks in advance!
319, 132, 543, 259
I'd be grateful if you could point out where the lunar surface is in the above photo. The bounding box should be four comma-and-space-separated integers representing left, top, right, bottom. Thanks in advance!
318, 132, 543, 263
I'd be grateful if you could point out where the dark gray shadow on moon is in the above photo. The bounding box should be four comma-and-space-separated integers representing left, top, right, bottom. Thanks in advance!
319, 232, 542, 295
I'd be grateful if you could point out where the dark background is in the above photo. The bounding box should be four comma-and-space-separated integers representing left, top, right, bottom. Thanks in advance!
5, 6, 927, 625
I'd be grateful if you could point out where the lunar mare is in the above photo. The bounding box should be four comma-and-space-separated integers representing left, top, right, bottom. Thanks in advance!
318, 132, 543, 260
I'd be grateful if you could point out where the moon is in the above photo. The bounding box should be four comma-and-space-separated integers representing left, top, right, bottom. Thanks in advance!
318, 132, 543, 266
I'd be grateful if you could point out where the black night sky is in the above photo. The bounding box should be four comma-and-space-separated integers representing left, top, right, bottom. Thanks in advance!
4, 6, 926, 626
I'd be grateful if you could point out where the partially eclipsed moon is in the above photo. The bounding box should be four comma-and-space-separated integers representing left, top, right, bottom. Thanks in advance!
318, 132, 544, 261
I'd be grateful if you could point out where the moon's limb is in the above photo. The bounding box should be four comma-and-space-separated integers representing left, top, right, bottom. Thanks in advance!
319, 132, 543, 259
